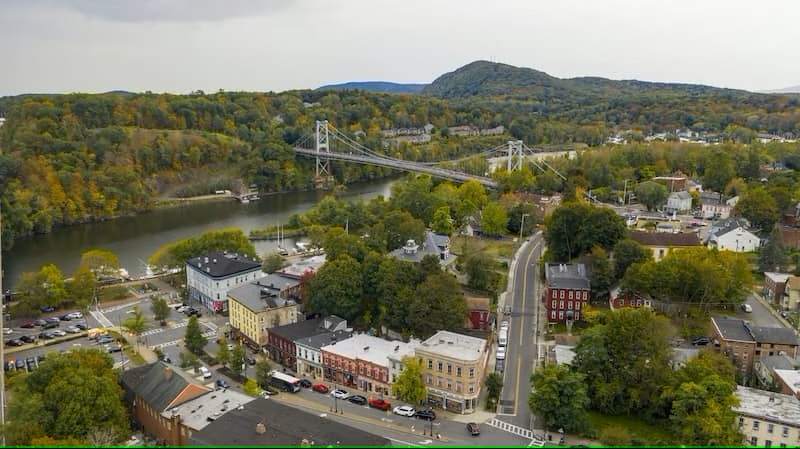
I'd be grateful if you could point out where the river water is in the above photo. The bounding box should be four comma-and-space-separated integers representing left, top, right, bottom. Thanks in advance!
3, 178, 396, 287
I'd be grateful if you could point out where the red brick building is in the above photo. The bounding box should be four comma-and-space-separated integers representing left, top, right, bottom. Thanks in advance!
544, 263, 590, 323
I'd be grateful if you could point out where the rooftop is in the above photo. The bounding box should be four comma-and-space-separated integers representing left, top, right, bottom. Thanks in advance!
734, 386, 800, 427
628, 230, 702, 247
277, 255, 327, 279
774, 369, 800, 396
269, 315, 348, 342
321, 333, 418, 367
166, 386, 256, 431
388, 231, 455, 265
417, 330, 487, 362
712, 316, 800, 346
545, 263, 590, 290
296, 329, 353, 351
188, 397, 390, 447
228, 275, 298, 312
765, 272, 792, 284
120, 361, 212, 412
186, 251, 262, 279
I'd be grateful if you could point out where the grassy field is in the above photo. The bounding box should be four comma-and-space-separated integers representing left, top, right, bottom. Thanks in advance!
450, 235, 516, 259
586, 410, 675, 446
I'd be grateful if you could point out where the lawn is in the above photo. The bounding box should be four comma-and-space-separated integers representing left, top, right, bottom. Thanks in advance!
450, 235, 516, 259
586, 410, 675, 446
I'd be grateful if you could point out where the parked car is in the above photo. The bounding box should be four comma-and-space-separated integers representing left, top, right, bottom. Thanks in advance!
50, 329, 67, 337
45, 316, 60, 324
393, 405, 416, 417
34, 319, 47, 327
216, 379, 230, 389
40, 305, 55, 313
467, 422, 481, 436
312, 383, 330, 393
198, 366, 212, 379
20, 320, 36, 329
64, 325, 81, 334
42, 321, 59, 330
66, 311, 83, 320
246, 356, 256, 365
414, 409, 437, 421
368, 398, 391, 411
5, 361, 15, 371
20, 334, 38, 344
496, 346, 506, 360
15, 359, 25, 370
299, 379, 313, 388
331, 389, 350, 400
347, 395, 367, 405
741, 304, 753, 313
26, 357, 37, 371
3, 327, 12, 335
74, 322, 89, 330
39, 331, 56, 340
5, 338, 24, 347
781, 311, 790, 319
691, 336, 710, 346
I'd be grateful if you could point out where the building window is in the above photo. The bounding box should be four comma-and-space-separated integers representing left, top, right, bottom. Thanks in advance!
560, 290, 565, 299
437, 377, 442, 387
427, 375, 432, 384
428, 359, 433, 369
447, 363, 452, 374
456, 382, 462, 392
558, 311, 564, 320
559, 300, 565, 309
768, 423, 774, 434
469, 383, 475, 393
753, 421, 760, 431
738, 417, 744, 427
551, 300, 557, 308
437, 362, 443, 372
765, 440, 771, 448
457, 366, 462, 377
568, 290, 573, 299
750, 437, 758, 446
568, 301, 573, 310
551, 311, 556, 319
782, 427, 789, 438
447, 379, 452, 390
469, 367, 475, 378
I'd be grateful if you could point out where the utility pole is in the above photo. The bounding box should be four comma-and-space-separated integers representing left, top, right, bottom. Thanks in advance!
520, 213, 530, 242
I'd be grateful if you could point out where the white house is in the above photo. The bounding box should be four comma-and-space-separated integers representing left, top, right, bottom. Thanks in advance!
665, 191, 693, 214
185, 251, 263, 313
734, 386, 800, 447
707, 224, 761, 252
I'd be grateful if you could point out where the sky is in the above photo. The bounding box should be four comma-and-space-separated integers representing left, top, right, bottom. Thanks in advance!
1, 0, 798, 96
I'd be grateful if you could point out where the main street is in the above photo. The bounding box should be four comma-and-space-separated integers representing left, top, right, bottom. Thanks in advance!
496, 231, 546, 432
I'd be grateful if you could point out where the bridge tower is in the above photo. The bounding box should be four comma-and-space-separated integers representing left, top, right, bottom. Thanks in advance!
315, 120, 335, 189
507, 140, 525, 172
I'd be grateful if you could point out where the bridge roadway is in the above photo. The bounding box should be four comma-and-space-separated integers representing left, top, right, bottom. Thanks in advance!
294, 147, 499, 188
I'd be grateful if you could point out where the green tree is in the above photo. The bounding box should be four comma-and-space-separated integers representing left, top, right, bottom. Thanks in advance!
68, 264, 98, 311
3, 349, 129, 445
465, 251, 500, 293
529, 365, 590, 433
382, 209, 426, 251
230, 344, 246, 376
122, 306, 147, 348
308, 254, 363, 321
406, 272, 468, 338
481, 202, 509, 237
320, 226, 368, 262
150, 295, 170, 325
184, 315, 208, 354
758, 225, 789, 273
485, 371, 503, 402
431, 206, 455, 236
736, 186, 779, 234
261, 252, 286, 273
254, 354, 273, 389
392, 357, 427, 404
149, 228, 258, 268
243, 378, 260, 396
179, 349, 201, 370
588, 246, 614, 303
216, 338, 231, 367
544, 202, 626, 261
634, 181, 669, 212
79, 249, 120, 279
612, 238, 651, 279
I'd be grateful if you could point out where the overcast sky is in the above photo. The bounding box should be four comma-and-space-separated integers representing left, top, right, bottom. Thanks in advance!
1, 0, 798, 96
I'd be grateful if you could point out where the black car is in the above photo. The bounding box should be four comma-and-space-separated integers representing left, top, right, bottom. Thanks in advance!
246, 356, 257, 365
26, 357, 37, 371
42, 321, 59, 329
5, 338, 24, 347
15, 359, 25, 370
39, 331, 56, 340
216, 379, 230, 389
466, 422, 481, 436
20, 334, 38, 344
347, 395, 367, 405
414, 409, 437, 421
691, 336, 710, 346
74, 322, 89, 330
299, 379, 313, 388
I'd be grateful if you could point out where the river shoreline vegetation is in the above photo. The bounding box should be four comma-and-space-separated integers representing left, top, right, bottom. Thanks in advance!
1, 61, 800, 250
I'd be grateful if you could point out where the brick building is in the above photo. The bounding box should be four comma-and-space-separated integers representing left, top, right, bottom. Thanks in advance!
544, 263, 590, 323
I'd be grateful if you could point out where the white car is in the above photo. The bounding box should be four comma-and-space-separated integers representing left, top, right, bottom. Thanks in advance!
198, 366, 212, 379
741, 304, 753, 313
393, 405, 416, 417
3, 328, 12, 335
500, 320, 509, 331
331, 389, 349, 400
66, 311, 83, 320
496, 346, 506, 360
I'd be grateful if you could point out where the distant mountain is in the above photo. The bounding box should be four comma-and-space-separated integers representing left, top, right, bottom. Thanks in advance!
421, 60, 738, 99
318, 81, 426, 94
762, 85, 800, 94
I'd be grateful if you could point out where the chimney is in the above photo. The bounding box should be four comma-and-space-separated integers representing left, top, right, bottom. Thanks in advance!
164, 367, 173, 379
255, 422, 266, 434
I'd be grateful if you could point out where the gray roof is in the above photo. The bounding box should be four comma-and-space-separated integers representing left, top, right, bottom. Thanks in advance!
186, 250, 262, 279
669, 191, 692, 200
120, 361, 211, 412
628, 230, 701, 247
269, 315, 346, 342
228, 275, 298, 312
545, 263, 590, 290
388, 231, 455, 265
757, 354, 797, 371
188, 397, 391, 446
296, 329, 353, 351
713, 316, 800, 346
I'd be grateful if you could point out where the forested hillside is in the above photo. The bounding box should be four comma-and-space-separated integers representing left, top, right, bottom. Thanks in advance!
0, 61, 798, 248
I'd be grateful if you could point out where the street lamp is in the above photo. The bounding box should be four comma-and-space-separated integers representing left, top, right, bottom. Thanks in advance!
329, 368, 341, 414
520, 213, 530, 241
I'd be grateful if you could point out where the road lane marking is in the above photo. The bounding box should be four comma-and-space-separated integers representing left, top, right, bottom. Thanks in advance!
513, 355, 521, 414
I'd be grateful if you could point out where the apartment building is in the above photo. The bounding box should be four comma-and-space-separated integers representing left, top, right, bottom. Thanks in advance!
734, 386, 800, 447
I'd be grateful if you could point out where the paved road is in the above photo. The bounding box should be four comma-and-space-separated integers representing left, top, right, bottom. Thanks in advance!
497, 231, 546, 431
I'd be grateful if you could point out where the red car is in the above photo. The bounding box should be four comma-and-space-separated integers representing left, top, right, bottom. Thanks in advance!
368, 398, 391, 411
312, 383, 329, 393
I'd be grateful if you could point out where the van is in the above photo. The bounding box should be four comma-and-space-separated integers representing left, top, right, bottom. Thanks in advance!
198, 366, 212, 379
498, 329, 508, 347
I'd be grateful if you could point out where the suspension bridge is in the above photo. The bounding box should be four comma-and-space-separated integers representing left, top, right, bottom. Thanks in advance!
293, 120, 567, 189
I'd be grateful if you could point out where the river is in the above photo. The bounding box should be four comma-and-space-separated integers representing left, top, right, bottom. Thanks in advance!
2, 178, 397, 288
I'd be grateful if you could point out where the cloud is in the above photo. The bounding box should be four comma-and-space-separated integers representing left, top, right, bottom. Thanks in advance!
7, 0, 293, 22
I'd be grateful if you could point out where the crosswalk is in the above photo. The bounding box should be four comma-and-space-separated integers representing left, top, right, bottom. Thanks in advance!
149, 330, 215, 350
90, 310, 114, 328
486, 418, 534, 439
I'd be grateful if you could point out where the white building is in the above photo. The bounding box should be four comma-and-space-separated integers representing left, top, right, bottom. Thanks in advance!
665, 191, 693, 214
185, 251, 263, 313
707, 225, 761, 252
734, 386, 800, 447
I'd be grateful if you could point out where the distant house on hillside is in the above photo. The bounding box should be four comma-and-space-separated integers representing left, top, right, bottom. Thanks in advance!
627, 229, 702, 261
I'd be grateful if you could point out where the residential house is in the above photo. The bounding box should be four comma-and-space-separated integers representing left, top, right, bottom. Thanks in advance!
320, 333, 418, 397
764, 272, 792, 305
665, 191, 693, 214
388, 231, 455, 265
709, 316, 799, 376
734, 386, 800, 447
189, 396, 390, 447
782, 276, 800, 312
627, 229, 702, 261
121, 361, 256, 446
227, 276, 299, 348
707, 221, 761, 252
610, 288, 651, 310
781, 202, 800, 228
186, 251, 262, 313
415, 330, 488, 414
699, 191, 734, 219
275, 254, 326, 280
754, 354, 798, 392
544, 263, 591, 323
267, 315, 348, 372
296, 328, 353, 380
464, 294, 491, 330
